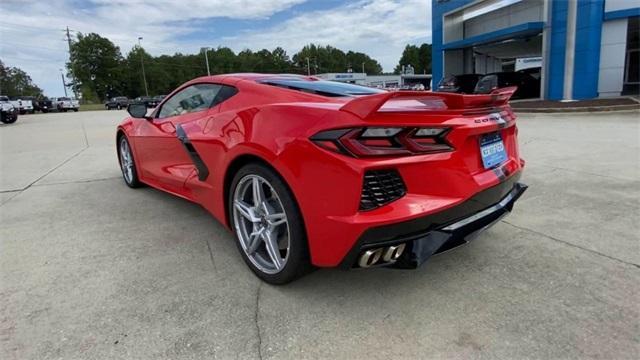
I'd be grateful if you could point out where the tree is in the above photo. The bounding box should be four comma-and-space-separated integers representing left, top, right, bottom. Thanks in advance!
0, 60, 43, 97
292, 44, 383, 75
394, 43, 432, 74
67, 33, 125, 101
65, 32, 387, 100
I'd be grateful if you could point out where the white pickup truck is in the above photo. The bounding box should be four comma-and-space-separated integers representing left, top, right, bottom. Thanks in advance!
9, 97, 35, 114
51, 97, 80, 112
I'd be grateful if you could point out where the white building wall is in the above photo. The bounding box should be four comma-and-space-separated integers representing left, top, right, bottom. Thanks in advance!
464, 0, 544, 37
605, 0, 637, 12
598, 19, 628, 97
474, 53, 503, 74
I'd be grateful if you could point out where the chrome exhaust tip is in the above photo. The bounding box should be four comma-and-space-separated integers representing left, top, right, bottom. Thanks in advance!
382, 243, 406, 262
358, 248, 383, 268
357, 243, 406, 268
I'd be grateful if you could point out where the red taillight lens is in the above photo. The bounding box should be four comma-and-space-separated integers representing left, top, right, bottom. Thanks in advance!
310, 127, 453, 157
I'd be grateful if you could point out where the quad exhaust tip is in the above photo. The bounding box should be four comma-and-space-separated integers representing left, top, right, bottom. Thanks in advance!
358, 243, 406, 268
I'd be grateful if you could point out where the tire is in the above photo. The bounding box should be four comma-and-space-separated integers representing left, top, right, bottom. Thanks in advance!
73, 108, 78, 112
117, 105, 122, 110
229, 163, 311, 284
1, 112, 17, 124
117, 135, 142, 188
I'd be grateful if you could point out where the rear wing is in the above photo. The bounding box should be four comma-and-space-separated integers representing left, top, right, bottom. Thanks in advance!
340, 87, 517, 119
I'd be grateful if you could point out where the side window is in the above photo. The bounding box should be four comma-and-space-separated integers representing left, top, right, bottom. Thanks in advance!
211, 85, 238, 108
158, 83, 222, 119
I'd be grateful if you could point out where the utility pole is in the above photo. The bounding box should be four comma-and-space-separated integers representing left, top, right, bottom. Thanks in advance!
362, 62, 365, 74
64, 26, 78, 99
138, 37, 149, 97
65, 27, 73, 53
305, 57, 310, 76
60, 69, 68, 97
202, 47, 211, 76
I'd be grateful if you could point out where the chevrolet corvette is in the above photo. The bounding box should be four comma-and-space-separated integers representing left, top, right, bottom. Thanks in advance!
117, 74, 527, 284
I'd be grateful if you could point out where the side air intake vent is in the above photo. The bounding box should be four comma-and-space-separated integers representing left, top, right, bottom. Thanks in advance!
360, 170, 406, 211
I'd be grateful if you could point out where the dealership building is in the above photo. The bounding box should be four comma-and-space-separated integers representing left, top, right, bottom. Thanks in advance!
432, 0, 639, 100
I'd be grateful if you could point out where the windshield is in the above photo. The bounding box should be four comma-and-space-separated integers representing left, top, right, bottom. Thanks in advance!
259, 79, 386, 97
474, 75, 498, 94
0, 96, 8, 101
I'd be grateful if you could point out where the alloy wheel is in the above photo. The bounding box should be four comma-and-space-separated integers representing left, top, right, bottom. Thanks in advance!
119, 137, 134, 184
233, 175, 290, 274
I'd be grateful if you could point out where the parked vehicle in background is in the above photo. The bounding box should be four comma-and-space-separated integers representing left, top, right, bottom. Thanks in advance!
133, 96, 155, 108
474, 72, 541, 99
52, 97, 80, 112
0, 96, 19, 124
17, 96, 40, 112
151, 95, 166, 107
517, 66, 541, 80
37, 98, 53, 113
105, 96, 130, 110
9, 97, 35, 114
436, 74, 484, 94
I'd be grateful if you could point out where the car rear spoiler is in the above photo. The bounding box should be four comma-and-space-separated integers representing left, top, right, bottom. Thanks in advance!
340, 87, 517, 119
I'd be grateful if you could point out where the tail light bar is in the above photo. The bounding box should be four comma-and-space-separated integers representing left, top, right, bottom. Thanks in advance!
311, 126, 453, 157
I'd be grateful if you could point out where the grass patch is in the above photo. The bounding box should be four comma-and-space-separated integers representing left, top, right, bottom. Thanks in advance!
79, 103, 106, 112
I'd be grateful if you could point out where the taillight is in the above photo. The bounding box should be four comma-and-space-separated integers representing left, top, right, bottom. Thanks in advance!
310, 127, 453, 157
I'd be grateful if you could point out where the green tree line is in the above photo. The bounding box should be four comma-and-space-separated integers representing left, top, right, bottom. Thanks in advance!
67, 33, 389, 102
2, 35, 432, 102
394, 43, 432, 74
0, 60, 44, 97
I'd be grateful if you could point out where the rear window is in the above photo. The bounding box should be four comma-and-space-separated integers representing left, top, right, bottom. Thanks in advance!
438, 75, 457, 87
260, 79, 385, 97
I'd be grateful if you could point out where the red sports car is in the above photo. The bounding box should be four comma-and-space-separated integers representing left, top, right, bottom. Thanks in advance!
117, 74, 527, 284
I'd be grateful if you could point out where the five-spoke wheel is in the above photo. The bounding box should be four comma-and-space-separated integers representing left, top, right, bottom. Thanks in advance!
118, 135, 141, 188
233, 174, 290, 274
230, 163, 310, 284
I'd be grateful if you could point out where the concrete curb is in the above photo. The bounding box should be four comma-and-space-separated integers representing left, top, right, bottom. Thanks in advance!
513, 104, 640, 113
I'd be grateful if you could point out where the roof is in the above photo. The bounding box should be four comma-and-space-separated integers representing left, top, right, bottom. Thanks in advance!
193, 73, 318, 83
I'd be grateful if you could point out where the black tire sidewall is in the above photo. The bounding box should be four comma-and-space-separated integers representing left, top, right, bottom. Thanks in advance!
228, 163, 310, 285
1, 112, 17, 124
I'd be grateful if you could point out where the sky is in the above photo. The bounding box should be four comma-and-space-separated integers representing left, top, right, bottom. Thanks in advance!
0, 0, 432, 97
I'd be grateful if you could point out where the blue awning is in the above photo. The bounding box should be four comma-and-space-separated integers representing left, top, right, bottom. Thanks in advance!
442, 22, 545, 50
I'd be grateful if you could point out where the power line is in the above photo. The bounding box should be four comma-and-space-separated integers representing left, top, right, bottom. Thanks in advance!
0, 21, 66, 32
0, 41, 65, 52
1, 55, 67, 63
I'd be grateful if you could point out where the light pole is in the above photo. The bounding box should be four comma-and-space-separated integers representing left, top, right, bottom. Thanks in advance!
59, 69, 68, 97
202, 47, 211, 76
138, 37, 149, 97
362, 62, 365, 75
305, 57, 311, 76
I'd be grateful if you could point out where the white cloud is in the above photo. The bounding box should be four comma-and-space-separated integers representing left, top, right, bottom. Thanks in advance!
219, 0, 432, 73
0, 0, 432, 97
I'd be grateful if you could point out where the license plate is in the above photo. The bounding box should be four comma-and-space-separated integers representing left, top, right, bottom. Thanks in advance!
479, 133, 507, 169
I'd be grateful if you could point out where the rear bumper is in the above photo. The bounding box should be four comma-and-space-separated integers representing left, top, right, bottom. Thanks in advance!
339, 174, 527, 269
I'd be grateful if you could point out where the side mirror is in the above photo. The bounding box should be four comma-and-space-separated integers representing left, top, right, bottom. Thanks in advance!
127, 103, 150, 119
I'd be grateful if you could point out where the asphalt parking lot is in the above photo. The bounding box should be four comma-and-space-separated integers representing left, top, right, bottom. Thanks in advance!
1, 110, 639, 359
